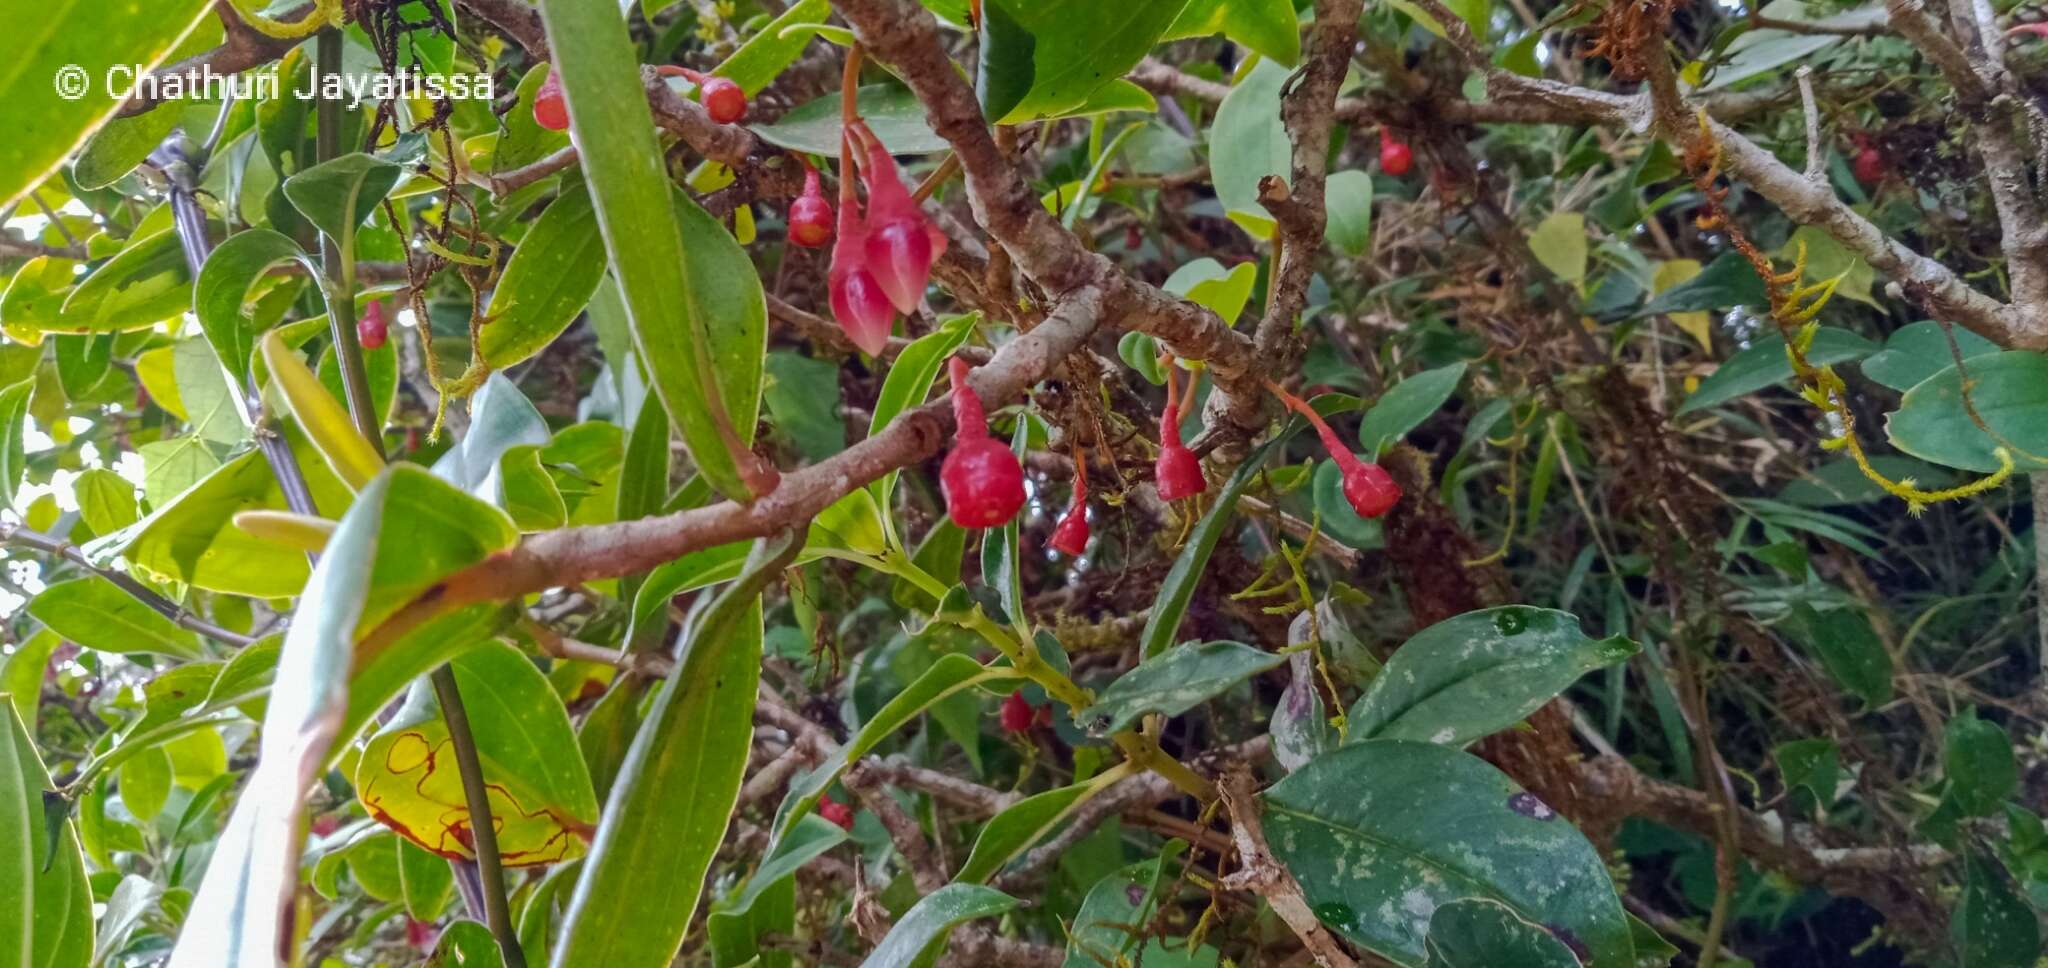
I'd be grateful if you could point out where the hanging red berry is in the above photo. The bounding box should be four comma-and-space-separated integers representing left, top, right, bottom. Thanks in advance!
534, 67, 569, 131
789, 164, 834, 248
1000, 690, 1034, 732
1050, 445, 1091, 555
1155, 361, 1205, 502
1269, 381, 1401, 518
940, 356, 1026, 528
818, 796, 856, 830
658, 65, 748, 124
358, 300, 388, 350
1379, 130, 1413, 177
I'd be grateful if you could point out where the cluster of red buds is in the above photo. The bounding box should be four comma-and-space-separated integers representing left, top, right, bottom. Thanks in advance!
828, 121, 948, 355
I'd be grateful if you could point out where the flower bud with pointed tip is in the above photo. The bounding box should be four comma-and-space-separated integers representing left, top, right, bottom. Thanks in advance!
789, 168, 833, 248
1050, 500, 1089, 556
1000, 690, 1034, 732
357, 300, 388, 350
1283, 382, 1403, 519
860, 139, 948, 314
828, 168, 895, 354
941, 357, 1025, 528
1155, 395, 1206, 501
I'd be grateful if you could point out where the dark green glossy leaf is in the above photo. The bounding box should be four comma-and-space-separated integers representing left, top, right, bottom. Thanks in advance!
551, 534, 800, 968
858, 883, 1017, 968
480, 184, 608, 369
1675, 328, 1875, 415
1079, 641, 1284, 737
1953, 850, 2038, 967
53, 333, 111, 400
764, 351, 845, 464
1861, 320, 1999, 392
1635, 251, 1765, 316
194, 229, 315, 386
427, 921, 505, 968
1787, 602, 1892, 709
1422, 898, 1581, 968
751, 85, 949, 156
1063, 846, 1185, 968
956, 769, 1124, 883
979, 0, 1189, 122
1358, 362, 1466, 456
1265, 741, 1632, 968
28, 577, 204, 659
282, 152, 404, 243
1944, 707, 2017, 818
1345, 606, 1638, 748
1886, 350, 2048, 472
1773, 737, 1839, 810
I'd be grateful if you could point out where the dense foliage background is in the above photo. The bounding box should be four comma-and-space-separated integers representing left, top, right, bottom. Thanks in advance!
0, 0, 2045, 965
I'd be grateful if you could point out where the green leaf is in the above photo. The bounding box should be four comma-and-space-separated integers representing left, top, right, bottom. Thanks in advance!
53, 334, 111, 400
117, 746, 173, 823
1164, 259, 1257, 325
715, 0, 832, 95
1953, 850, 2039, 967
857, 884, 1018, 968
59, 228, 192, 332
1787, 603, 1893, 709
1675, 328, 1875, 415
1861, 321, 2000, 392
1, 631, 60, 734
1119, 332, 1166, 384
1773, 737, 1840, 809
73, 468, 138, 537
1886, 350, 2048, 472
551, 534, 801, 968
978, 0, 1189, 121
1266, 741, 1632, 968
1357, 362, 1466, 456
1, 702, 94, 968
771, 653, 1020, 847
282, 152, 404, 244
976, 0, 1036, 122
397, 837, 455, 922
1140, 432, 1292, 658
1164, 0, 1301, 64
1064, 848, 1184, 968
0, 380, 35, 511
1634, 251, 1766, 317
1209, 59, 1290, 238
0, 0, 214, 209
1528, 212, 1588, 285
427, 921, 505, 968
751, 85, 949, 156
480, 183, 609, 369
712, 814, 847, 927
1324, 170, 1374, 257
100, 445, 334, 598
356, 641, 599, 866
1345, 606, 1638, 748
1078, 641, 1284, 737
27, 577, 204, 659
1423, 898, 1583, 968
956, 768, 1126, 883
764, 351, 846, 464
195, 232, 316, 388
1943, 707, 2017, 818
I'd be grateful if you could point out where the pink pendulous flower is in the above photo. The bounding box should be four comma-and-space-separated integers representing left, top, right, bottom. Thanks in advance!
828, 136, 895, 355
1155, 365, 1206, 502
858, 136, 948, 315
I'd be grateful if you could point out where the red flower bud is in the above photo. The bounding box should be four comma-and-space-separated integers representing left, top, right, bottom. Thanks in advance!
859, 137, 948, 315
941, 357, 1025, 528
1051, 501, 1089, 555
828, 155, 895, 353
1271, 381, 1402, 519
357, 301, 388, 350
534, 68, 568, 131
789, 166, 834, 248
1853, 145, 1885, 187
818, 796, 855, 831
1379, 130, 1413, 177
1000, 690, 1034, 732
1155, 370, 1206, 502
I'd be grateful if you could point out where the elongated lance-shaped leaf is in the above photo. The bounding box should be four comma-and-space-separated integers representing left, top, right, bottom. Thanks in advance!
535, 0, 766, 501
261, 330, 383, 490
858, 884, 1018, 968
550, 530, 805, 968
1, 703, 93, 968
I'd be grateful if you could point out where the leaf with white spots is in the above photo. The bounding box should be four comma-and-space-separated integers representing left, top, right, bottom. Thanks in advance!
1346, 606, 1638, 748
1077, 641, 1285, 737
1264, 740, 1633, 968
